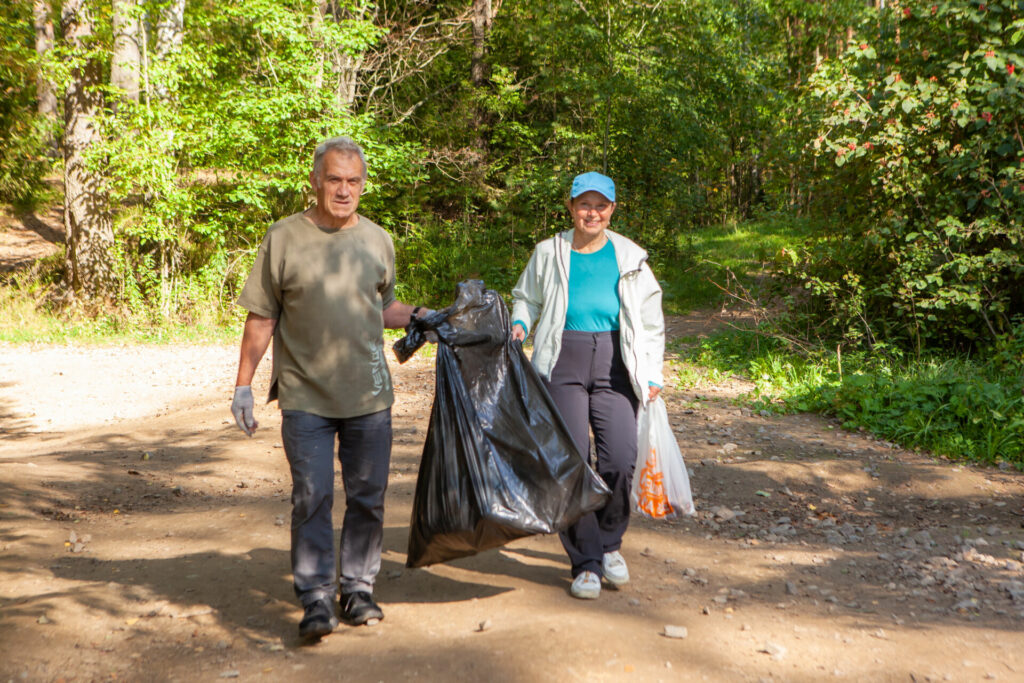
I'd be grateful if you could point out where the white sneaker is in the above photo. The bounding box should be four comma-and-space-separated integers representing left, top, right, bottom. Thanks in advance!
602, 551, 629, 587
570, 571, 601, 599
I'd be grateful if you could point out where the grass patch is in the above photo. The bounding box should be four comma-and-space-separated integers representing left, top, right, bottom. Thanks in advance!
674, 327, 1024, 468
660, 213, 812, 313
0, 284, 244, 344
0, 282, 433, 350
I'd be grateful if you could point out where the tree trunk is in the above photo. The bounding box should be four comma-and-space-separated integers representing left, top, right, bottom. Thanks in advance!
470, 0, 498, 173
33, 0, 57, 118
334, 52, 364, 109
470, 0, 492, 88
62, 0, 115, 302
325, 1, 365, 111
111, 0, 141, 104
33, 0, 58, 153
154, 0, 184, 100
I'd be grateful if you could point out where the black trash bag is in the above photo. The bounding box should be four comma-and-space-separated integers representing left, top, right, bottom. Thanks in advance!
394, 280, 611, 568
392, 306, 489, 363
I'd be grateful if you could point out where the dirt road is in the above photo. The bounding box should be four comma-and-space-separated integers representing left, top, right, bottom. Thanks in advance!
2, 323, 1023, 682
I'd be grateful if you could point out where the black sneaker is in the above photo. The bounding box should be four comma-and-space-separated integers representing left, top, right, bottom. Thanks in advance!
298, 598, 338, 642
340, 591, 384, 626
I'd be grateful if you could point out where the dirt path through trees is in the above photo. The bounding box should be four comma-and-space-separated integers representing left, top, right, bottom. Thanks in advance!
0, 204, 63, 274
2, 322, 1023, 682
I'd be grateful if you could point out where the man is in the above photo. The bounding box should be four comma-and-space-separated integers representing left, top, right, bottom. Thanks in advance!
230, 136, 428, 642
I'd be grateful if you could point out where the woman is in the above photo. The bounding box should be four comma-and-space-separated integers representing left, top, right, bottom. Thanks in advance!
511, 171, 665, 599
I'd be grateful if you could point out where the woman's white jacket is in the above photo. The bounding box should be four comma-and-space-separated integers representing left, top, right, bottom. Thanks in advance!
511, 228, 665, 404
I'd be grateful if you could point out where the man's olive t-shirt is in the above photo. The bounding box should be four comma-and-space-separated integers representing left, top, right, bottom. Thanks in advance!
237, 212, 397, 418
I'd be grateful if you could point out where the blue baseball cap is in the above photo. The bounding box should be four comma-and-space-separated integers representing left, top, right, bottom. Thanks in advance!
570, 171, 616, 202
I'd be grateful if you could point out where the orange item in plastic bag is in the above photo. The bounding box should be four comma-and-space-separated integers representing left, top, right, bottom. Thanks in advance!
631, 397, 695, 519
635, 447, 673, 518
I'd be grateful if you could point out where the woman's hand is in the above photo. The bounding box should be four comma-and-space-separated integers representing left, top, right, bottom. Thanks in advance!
511, 323, 526, 342
647, 384, 661, 402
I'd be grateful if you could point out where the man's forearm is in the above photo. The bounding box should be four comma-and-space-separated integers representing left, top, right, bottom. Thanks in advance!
382, 301, 421, 329
235, 312, 277, 386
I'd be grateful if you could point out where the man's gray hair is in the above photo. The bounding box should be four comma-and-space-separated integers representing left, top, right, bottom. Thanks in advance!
312, 136, 367, 181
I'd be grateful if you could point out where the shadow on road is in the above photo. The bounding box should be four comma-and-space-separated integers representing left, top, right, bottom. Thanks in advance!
20, 211, 65, 245
2, 369, 1023, 681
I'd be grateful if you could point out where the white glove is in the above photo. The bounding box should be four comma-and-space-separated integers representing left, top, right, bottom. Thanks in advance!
231, 385, 258, 436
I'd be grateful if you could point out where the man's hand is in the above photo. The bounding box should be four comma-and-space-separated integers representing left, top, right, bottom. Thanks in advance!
410, 306, 440, 343
383, 302, 433, 329
231, 385, 258, 436
648, 384, 662, 402
511, 323, 526, 342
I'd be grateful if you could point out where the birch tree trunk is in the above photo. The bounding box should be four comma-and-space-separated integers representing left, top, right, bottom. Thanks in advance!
62, 0, 115, 301
152, 0, 185, 314
334, 52, 364, 109
154, 0, 184, 101
325, 1, 364, 111
111, 0, 142, 105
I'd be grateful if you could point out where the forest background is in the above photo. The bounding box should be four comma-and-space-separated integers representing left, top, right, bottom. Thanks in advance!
1, 0, 1023, 465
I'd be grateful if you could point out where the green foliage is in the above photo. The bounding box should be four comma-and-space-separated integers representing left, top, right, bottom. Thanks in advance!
79, 0, 423, 320
391, 0, 824, 281
0, 3, 54, 205
393, 215, 526, 306
664, 213, 812, 312
794, 0, 1024, 349
0, 273, 242, 344
8, 0, 1019, 357
681, 324, 1024, 466
1, 0, 882, 314
819, 360, 1024, 465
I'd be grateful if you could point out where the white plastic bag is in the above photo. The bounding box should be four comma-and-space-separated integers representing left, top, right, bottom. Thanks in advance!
631, 397, 695, 519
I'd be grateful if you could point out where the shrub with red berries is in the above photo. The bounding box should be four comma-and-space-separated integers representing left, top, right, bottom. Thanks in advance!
799, 0, 1024, 348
